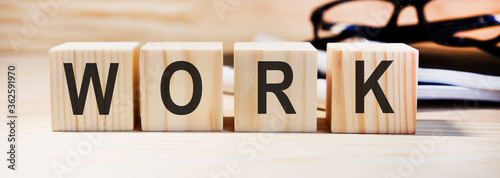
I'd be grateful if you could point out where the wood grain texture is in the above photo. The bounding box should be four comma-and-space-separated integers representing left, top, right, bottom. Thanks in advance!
0, 0, 332, 54
326, 43, 418, 134
234, 42, 317, 132
2, 51, 500, 177
140, 42, 223, 131
49, 42, 139, 131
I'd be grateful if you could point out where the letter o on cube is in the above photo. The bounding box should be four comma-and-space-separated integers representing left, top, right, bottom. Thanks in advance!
140, 42, 223, 131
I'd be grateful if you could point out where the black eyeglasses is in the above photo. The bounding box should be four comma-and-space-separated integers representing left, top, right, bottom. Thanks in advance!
310, 0, 500, 58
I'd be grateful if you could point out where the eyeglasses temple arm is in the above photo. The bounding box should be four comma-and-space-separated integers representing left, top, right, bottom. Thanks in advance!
428, 14, 500, 35
311, 0, 353, 40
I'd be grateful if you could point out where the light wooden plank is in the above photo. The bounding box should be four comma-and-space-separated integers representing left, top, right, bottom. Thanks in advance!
2, 50, 500, 178
0, 0, 333, 54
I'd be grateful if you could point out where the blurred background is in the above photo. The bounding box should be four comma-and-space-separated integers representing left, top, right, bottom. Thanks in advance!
1, 0, 331, 55
1, 0, 498, 55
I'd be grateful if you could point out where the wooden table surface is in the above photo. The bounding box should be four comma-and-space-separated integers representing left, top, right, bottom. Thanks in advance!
1, 51, 500, 177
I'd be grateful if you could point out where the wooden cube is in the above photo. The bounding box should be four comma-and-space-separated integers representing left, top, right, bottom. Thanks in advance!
326, 43, 418, 134
50, 42, 140, 131
234, 42, 317, 132
140, 42, 223, 131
